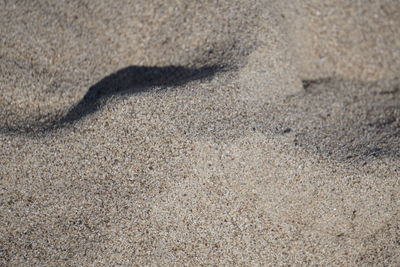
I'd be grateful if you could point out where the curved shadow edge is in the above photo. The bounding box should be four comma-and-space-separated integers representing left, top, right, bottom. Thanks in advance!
0, 64, 226, 135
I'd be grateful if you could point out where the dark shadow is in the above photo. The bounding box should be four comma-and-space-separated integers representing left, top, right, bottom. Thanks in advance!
0, 65, 223, 134
302, 78, 332, 91
59, 65, 223, 127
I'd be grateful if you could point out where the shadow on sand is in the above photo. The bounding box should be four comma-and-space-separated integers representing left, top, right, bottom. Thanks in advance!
1, 65, 223, 134
60, 65, 222, 126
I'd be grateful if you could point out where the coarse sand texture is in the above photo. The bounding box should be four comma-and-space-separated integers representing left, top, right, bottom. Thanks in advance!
1, 0, 399, 266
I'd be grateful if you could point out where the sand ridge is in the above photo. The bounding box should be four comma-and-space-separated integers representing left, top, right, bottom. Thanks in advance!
1, 0, 399, 266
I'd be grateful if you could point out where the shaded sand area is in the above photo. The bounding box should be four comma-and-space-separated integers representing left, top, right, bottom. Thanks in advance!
1, 1, 400, 265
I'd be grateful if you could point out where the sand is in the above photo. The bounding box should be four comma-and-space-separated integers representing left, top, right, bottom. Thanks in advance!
1, 0, 399, 266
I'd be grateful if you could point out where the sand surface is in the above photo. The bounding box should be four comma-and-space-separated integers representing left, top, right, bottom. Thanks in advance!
1, 0, 400, 266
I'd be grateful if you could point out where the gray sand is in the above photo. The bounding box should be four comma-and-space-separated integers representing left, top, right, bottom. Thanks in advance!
1, 1, 399, 266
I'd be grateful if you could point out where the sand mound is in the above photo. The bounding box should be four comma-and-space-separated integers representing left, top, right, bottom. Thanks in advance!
1, 1, 399, 266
